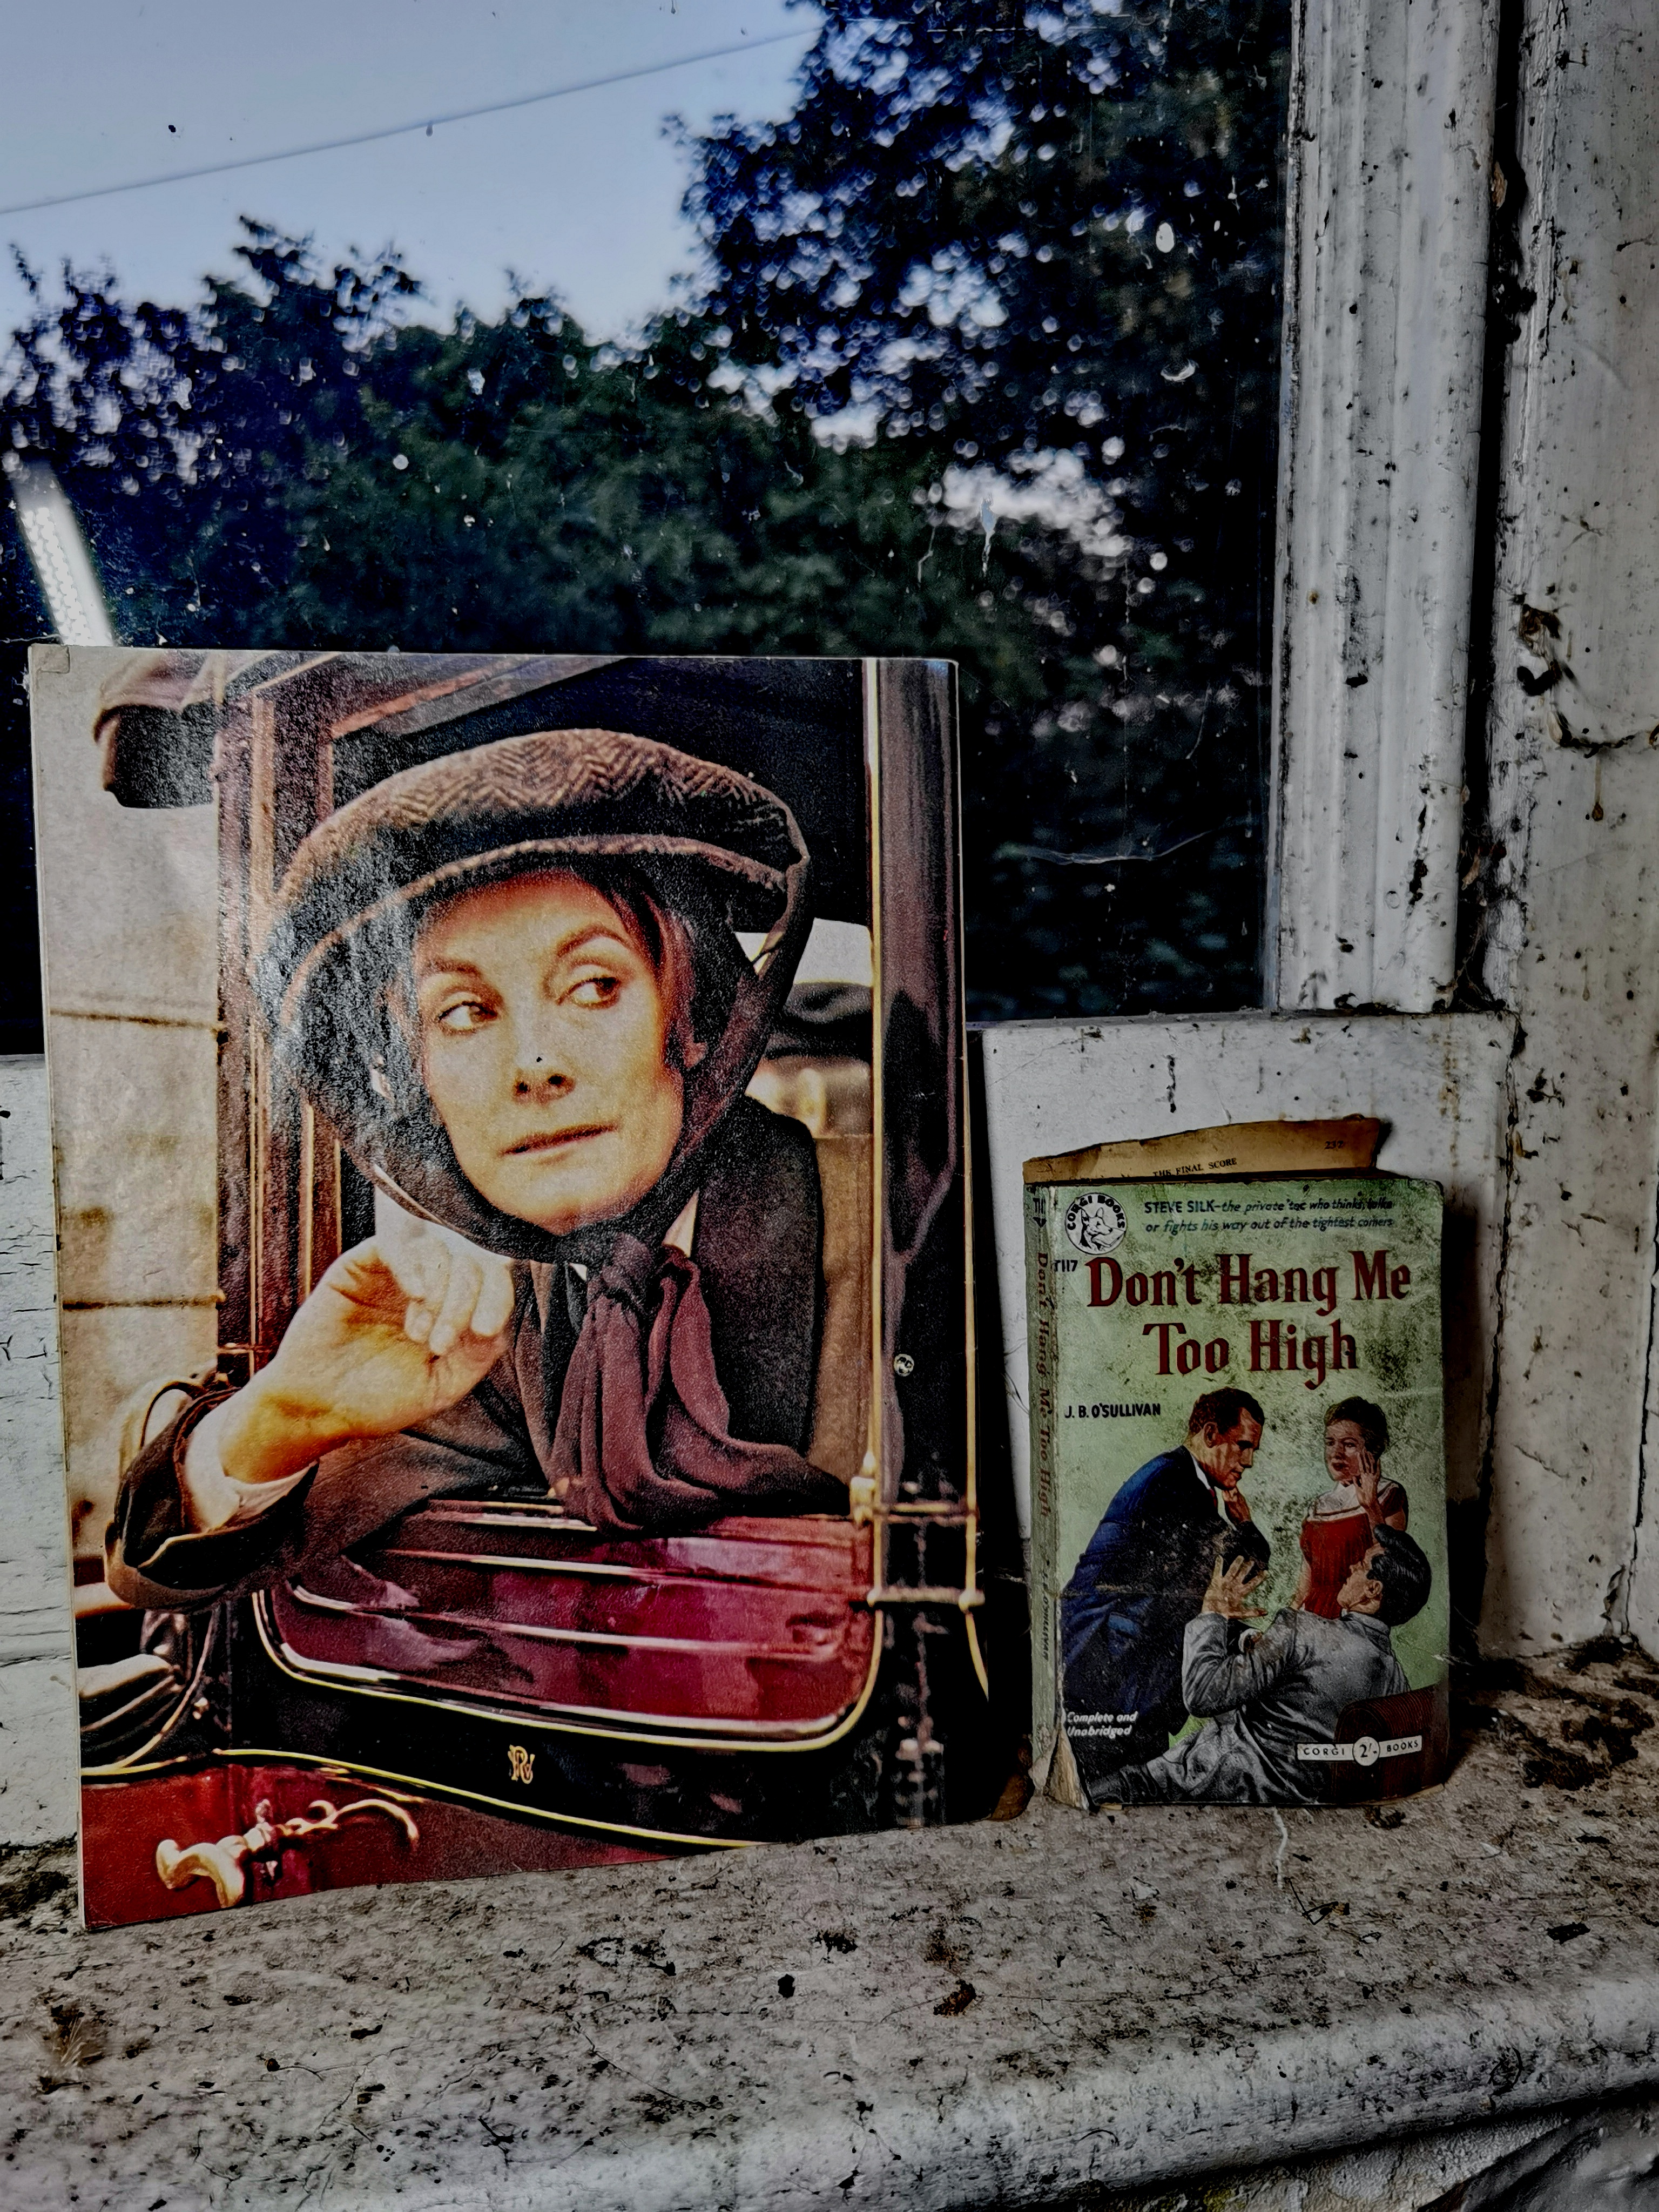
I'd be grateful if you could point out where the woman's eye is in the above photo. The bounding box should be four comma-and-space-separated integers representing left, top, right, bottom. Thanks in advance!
433, 999, 491, 1034
568, 974, 622, 1008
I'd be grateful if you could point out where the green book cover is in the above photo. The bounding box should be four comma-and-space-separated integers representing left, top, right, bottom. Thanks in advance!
1027, 1170, 1449, 1809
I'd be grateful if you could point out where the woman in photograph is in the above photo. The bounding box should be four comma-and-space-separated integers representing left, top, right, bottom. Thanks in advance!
1294, 1396, 1409, 1620
106, 726, 850, 1611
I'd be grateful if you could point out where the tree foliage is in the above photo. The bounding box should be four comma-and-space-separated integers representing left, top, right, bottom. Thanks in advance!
1, 0, 1286, 1041
693, 0, 1287, 1011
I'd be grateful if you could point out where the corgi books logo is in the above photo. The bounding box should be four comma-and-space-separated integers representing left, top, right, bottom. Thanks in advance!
1064, 1191, 1127, 1256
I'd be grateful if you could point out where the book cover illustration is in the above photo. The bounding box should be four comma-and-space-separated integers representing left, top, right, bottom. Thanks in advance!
35, 649, 993, 1929
1027, 1142, 1448, 1809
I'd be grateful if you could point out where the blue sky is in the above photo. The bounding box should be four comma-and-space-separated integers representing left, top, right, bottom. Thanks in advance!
0, 0, 815, 342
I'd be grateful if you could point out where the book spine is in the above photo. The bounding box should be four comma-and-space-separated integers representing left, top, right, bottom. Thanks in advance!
1027, 1185, 1060, 1784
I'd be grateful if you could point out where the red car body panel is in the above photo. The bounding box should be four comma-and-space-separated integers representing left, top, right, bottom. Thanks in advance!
264, 1507, 878, 1736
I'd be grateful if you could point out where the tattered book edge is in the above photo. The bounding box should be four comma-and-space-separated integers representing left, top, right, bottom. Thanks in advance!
1046, 1726, 1087, 1810
1022, 1115, 1382, 1187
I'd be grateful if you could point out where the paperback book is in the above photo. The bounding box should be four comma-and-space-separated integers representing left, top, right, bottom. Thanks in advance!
1027, 1120, 1449, 1809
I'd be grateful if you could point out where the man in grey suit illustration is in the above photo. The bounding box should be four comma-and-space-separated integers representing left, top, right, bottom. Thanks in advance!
1094, 1525, 1432, 1806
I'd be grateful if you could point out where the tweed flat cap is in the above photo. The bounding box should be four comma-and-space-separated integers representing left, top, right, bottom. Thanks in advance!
263, 726, 805, 1021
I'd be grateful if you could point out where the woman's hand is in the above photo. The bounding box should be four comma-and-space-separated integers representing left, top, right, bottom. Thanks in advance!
215, 1217, 517, 1487
1354, 1445, 1384, 1522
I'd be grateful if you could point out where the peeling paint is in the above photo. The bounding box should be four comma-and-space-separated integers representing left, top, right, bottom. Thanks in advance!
1470, 0, 1659, 1655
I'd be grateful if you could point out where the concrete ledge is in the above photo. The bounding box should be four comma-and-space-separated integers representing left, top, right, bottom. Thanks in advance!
5, 1647, 1659, 2209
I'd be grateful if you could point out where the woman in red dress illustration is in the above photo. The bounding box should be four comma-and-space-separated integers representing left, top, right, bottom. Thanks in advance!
1295, 1398, 1408, 1620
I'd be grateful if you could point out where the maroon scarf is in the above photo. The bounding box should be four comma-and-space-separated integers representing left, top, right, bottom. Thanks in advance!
545, 1233, 841, 1529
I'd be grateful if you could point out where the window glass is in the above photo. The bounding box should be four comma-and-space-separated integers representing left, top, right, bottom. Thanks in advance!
1, 0, 1289, 1047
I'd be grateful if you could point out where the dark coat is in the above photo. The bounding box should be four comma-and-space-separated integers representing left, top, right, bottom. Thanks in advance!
1061, 1446, 1268, 1729
106, 1096, 842, 1613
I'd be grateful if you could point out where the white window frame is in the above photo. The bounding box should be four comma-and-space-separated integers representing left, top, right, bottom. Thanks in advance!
1264, 0, 1659, 1656
1268, 0, 1498, 1015
988, 0, 1658, 1662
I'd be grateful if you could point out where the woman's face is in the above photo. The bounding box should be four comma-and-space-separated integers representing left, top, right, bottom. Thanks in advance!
1324, 1418, 1372, 1486
412, 870, 684, 1236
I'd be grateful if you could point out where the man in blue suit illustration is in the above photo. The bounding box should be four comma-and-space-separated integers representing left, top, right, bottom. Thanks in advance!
1061, 1387, 1269, 1785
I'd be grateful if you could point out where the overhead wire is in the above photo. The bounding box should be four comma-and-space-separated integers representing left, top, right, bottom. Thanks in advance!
0, 28, 812, 220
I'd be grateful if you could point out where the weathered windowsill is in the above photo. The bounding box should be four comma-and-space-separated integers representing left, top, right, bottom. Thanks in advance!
5, 1648, 1659, 2210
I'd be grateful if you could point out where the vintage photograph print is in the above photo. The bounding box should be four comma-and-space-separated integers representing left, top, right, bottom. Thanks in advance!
34, 650, 988, 1928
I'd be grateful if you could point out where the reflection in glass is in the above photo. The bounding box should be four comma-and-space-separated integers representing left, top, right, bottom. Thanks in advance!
1, 0, 1288, 1043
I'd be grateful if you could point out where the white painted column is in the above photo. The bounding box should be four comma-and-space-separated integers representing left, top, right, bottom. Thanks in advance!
1472, 0, 1659, 1653
1269, 0, 1499, 1011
